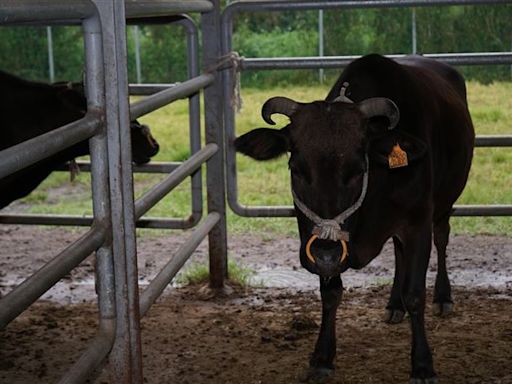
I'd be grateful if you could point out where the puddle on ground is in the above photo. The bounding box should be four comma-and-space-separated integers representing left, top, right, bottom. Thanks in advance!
2, 264, 511, 304
253, 266, 512, 291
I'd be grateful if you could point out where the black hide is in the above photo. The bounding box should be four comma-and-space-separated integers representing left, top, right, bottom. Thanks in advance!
0, 70, 160, 208
235, 54, 475, 382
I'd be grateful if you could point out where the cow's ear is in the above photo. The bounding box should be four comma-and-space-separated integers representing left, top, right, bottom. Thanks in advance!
369, 130, 427, 167
234, 126, 289, 161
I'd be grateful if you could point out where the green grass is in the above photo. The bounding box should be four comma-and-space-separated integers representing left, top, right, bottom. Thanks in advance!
176, 260, 256, 287
11, 81, 512, 236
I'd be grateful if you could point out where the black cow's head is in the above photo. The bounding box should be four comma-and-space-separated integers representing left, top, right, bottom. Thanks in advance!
53, 82, 160, 164
130, 121, 160, 165
235, 95, 425, 278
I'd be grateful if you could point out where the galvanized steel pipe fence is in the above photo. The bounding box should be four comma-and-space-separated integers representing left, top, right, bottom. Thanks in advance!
0, 16, 206, 230
222, 0, 512, 219
0, 1, 227, 383
1, 0, 511, 383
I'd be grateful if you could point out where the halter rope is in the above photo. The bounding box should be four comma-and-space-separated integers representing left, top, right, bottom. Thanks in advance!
292, 154, 369, 264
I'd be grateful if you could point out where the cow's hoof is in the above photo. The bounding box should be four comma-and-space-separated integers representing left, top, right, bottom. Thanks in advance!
383, 309, 406, 324
433, 302, 453, 317
298, 367, 334, 383
410, 376, 438, 384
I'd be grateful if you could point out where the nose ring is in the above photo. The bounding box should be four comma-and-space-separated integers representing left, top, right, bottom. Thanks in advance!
305, 234, 348, 265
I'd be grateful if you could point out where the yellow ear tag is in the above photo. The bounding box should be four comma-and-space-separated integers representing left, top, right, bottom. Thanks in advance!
388, 143, 408, 169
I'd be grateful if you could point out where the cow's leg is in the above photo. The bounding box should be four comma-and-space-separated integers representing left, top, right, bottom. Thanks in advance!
385, 236, 407, 323
302, 275, 343, 382
433, 217, 453, 316
402, 228, 438, 383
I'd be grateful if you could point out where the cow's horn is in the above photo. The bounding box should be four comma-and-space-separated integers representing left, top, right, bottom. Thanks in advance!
358, 98, 400, 130
262, 97, 300, 125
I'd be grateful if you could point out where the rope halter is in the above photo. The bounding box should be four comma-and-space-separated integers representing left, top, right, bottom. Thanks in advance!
292, 153, 369, 266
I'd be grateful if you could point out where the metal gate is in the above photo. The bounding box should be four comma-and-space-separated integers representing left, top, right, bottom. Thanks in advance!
1, 0, 512, 383
0, 1, 227, 383
221, 0, 512, 219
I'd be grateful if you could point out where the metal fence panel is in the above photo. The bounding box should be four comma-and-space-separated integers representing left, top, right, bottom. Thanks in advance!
222, 0, 512, 218
0, 0, 226, 383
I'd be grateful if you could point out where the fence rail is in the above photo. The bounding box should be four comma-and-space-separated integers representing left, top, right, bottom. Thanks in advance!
222, 0, 512, 219
0, 1, 227, 383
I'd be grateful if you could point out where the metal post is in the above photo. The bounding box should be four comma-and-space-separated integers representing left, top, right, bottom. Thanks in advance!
133, 25, 142, 83
201, 0, 228, 289
92, 0, 143, 382
179, 17, 204, 226
46, 26, 55, 82
82, 9, 117, 361
412, 8, 417, 54
319, 9, 324, 83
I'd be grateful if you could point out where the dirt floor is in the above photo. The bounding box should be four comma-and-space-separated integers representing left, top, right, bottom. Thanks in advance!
1, 225, 512, 384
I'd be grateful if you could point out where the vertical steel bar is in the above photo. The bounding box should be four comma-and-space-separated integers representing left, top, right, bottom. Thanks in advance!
83, 14, 116, 329
113, 2, 143, 381
46, 26, 55, 82
93, 1, 143, 382
202, 0, 228, 288
220, 11, 244, 216
318, 9, 324, 83
179, 17, 203, 223
133, 26, 142, 83
412, 8, 417, 54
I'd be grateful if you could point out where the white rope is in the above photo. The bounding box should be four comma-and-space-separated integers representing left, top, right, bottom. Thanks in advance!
206, 51, 243, 113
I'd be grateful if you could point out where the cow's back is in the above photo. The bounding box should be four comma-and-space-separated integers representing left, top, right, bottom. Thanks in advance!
0, 70, 83, 150
399, 56, 474, 220
327, 54, 475, 222
0, 70, 87, 207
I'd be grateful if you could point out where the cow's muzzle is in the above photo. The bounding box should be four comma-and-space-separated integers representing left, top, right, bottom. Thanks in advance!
305, 235, 348, 277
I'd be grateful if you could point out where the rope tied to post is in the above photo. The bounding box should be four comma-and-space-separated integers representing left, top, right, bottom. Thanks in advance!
206, 51, 244, 113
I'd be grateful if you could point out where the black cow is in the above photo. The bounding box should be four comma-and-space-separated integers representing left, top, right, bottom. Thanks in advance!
0, 70, 159, 209
235, 54, 474, 382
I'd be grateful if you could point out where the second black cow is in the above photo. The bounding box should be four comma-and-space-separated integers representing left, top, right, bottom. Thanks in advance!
0, 70, 160, 209
235, 54, 474, 382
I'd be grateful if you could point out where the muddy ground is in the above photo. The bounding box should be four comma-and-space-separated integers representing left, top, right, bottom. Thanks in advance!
1, 225, 512, 383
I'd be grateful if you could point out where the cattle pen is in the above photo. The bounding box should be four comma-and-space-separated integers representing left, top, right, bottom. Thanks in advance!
0, 1, 512, 384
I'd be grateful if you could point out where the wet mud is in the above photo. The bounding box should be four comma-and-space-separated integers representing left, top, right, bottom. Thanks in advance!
1, 226, 512, 383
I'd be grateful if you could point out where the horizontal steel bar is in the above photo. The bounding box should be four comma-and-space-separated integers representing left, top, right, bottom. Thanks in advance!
0, 214, 95, 226
242, 52, 512, 70
230, 203, 512, 218
452, 205, 512, 216
55, 160, 182, 174
230, 201, 294, 217
124, 0, 213, 18
0, 0, 213, 25
0, 113, 101, 180
0, 225, 106, 329
7, 203, 507, 226
57, 319, 115, 384
130, 74, 214, 120
135, 143, 218, 219
139, 212, 220, 317
136, 215, 201, 229
129, 83, 176, 96
475, 135, 512, 147
224, 0, 512, 17
0, 214, 202, 229
0, 1, 95, 24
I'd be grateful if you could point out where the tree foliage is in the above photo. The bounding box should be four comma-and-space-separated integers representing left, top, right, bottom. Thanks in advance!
0, 4, 510, 87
